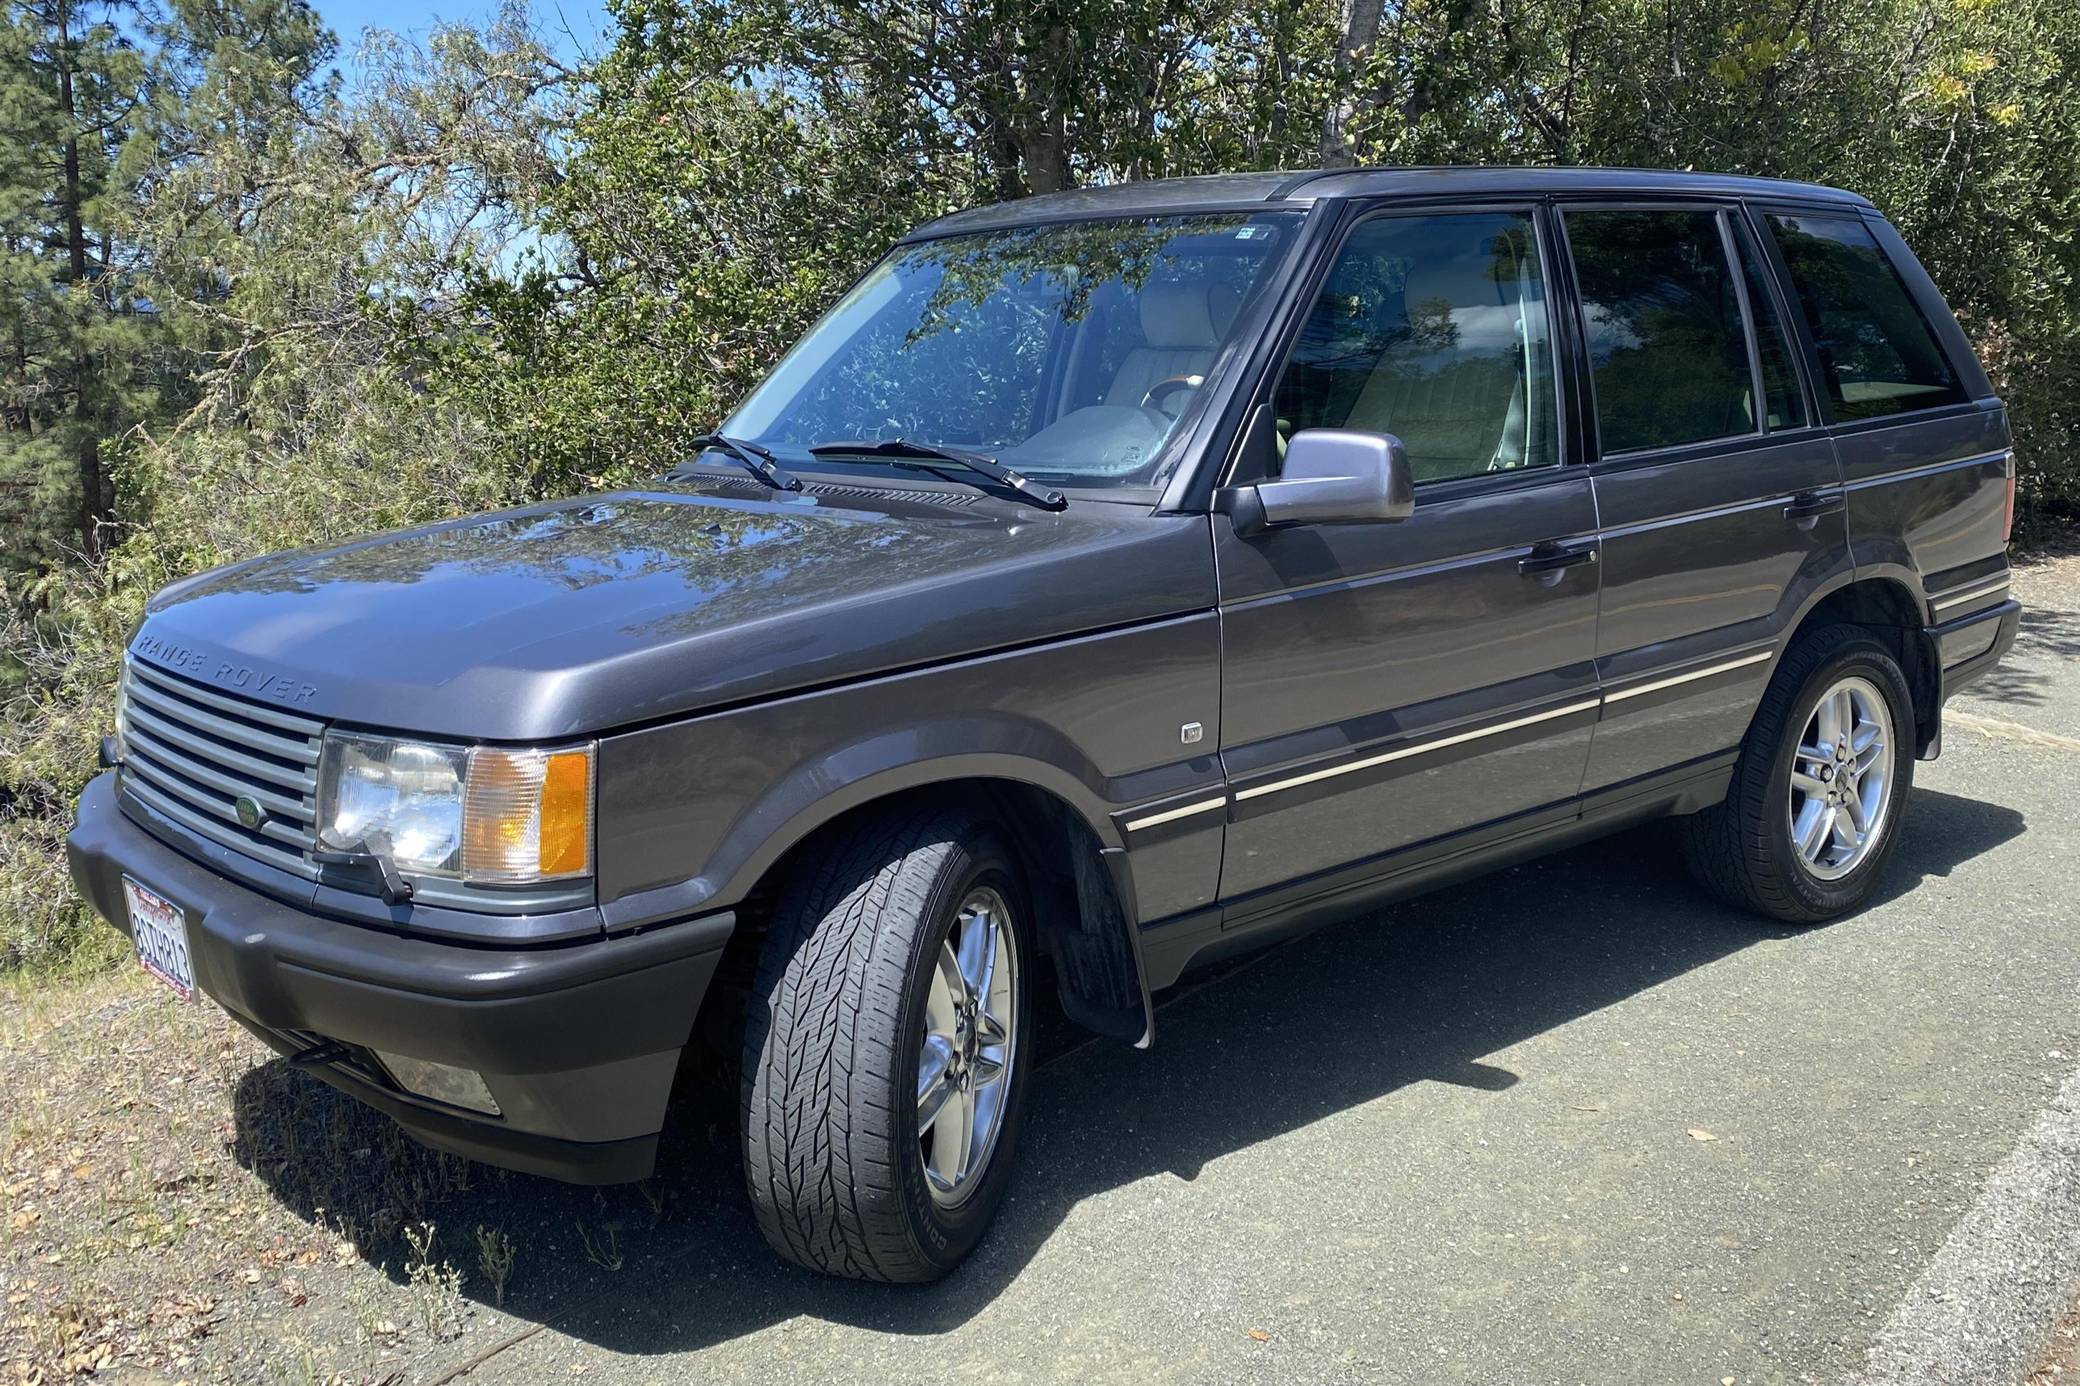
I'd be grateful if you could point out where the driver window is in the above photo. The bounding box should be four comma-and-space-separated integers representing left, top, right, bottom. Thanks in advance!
1272, 211, 1559, 484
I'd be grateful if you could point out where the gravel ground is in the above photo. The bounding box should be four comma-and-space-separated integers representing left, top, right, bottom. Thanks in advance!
4, 551, 2077, 1384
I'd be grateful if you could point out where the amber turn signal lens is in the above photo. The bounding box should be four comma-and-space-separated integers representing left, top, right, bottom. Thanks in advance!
538, 751, 591, 877
460, 745, 593, 883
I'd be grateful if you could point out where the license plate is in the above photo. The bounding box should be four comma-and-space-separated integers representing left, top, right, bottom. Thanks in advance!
123, 876, 195, 1001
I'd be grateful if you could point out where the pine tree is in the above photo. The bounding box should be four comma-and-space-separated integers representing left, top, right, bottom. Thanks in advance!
0, 0, 153, 572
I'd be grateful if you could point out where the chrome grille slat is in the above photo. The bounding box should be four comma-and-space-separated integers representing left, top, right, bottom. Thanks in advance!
127, 659, 324, 738
120, 724, 312, 819
123, 775, 318, 878
123, 702, 317, 795
124, 676, 320, 765
123, 754, 311, 846
120, 657, 325, 879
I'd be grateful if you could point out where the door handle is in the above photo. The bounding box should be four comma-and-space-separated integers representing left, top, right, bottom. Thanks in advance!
1783, 492, 1846, 530
1518, 543, 1598, 585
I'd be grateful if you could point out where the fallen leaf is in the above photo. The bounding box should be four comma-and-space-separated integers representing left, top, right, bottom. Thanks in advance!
1687, 1129, 1719, 1142
1247, 1328, 1271, 1343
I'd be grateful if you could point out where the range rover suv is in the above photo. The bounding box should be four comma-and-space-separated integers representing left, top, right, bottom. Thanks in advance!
69, 167, 2020, 1283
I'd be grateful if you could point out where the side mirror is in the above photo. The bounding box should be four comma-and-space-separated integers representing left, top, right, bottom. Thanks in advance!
1222, 429, 1415, 535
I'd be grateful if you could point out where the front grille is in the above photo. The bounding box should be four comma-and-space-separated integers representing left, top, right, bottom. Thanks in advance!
119, 658, 324, 879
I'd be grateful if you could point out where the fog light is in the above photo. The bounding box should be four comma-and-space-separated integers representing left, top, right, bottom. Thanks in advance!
373, 1051, 502, 1116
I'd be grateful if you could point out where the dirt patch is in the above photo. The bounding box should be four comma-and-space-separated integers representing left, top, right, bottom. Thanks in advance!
0, 966, 715, 1383
2026, 1305, 2080, 1384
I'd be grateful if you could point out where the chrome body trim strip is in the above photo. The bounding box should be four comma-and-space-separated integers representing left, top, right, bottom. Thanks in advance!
1233, 697, 1604, 803
1930, 574, 2011, 613
1602, 648, 1774, 704
1122, 797, 1229, 832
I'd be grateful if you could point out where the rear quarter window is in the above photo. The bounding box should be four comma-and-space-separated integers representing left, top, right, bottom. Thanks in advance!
1765, 213, 1967, 422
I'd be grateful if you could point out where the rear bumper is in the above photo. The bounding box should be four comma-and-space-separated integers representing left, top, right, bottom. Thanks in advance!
1932, 598, 2021, 700
66, 772, 729, 1183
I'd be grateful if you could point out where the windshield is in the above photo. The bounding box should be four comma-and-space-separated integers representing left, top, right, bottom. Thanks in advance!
725, 211, 1304, 488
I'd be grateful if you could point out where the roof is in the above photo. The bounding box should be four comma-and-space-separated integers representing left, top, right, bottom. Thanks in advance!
904, 166, 1873, 240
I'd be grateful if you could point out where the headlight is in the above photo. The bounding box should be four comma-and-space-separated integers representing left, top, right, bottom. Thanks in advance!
316, 732, 594, 885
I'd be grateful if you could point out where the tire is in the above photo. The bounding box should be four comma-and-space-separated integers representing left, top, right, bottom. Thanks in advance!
1679, 624, 1916, 923
741, 806, 1033, 1282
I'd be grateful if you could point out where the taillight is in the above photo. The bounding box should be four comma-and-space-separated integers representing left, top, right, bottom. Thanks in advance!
2002, 451, 2017, 545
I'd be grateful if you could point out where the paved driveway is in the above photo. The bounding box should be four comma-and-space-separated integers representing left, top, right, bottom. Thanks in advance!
394, 556, 2080, 1386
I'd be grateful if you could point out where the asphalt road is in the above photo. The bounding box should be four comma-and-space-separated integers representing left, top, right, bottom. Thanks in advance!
444, 557, 2080, 1386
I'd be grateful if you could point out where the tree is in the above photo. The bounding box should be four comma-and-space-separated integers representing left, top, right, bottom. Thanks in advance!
0, 0, 153, 568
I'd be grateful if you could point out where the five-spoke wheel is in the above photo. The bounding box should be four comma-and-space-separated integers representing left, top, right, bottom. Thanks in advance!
1787, 675, 1895, 880
917, 887, 1019, 1205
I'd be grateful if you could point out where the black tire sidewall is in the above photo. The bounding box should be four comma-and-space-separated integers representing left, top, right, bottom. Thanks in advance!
1764, 640, 1916, 913
891, 832, 1033, 1276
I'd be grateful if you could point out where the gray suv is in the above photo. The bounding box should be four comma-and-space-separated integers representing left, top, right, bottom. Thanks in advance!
68, 167, 2020, 1282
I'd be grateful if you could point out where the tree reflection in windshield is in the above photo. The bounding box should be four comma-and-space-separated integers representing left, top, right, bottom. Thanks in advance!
726, 212, 1302, 484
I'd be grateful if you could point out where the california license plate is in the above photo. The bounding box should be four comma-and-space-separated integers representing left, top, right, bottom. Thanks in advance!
123, 876, 195, 1001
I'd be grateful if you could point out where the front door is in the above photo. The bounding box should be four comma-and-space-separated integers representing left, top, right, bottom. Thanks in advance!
1215, 206, 1601, 904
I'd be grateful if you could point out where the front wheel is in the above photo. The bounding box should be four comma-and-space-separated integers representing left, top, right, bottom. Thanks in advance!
741, 807, 1032, 1281
1680, 625, 1916, 923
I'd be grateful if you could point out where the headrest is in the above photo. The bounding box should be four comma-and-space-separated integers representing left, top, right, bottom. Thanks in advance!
1138, 280, 1243, 349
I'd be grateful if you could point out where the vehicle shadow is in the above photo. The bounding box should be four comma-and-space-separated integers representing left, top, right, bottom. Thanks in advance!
228, 785, 2023, 1356
1958, 600, 2080, 712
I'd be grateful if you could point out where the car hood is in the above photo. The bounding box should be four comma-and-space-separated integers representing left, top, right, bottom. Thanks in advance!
128, 483, 1215, 740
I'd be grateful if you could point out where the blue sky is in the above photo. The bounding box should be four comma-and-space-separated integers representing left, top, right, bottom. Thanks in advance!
318, 0, 615, 65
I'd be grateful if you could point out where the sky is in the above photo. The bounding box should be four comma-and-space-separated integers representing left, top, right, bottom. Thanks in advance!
316, 0, 615, 66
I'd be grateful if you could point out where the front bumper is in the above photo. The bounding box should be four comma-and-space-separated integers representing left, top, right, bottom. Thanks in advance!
66, 772, 729, 1183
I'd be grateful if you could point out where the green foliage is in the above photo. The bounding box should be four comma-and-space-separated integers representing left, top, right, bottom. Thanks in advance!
3, 0, 2080, 973
0, 0, 161, 573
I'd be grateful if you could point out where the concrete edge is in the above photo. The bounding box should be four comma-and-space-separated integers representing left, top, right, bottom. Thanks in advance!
1852, 1062, 2080, 1385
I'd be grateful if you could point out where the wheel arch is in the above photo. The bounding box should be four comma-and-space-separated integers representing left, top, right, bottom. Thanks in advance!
1782, 572, 1940, 755
693, 764, 1154, 1058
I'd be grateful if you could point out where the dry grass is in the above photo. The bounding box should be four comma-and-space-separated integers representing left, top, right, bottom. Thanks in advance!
1, 967, 506, 1382
1, 954, 730, 1383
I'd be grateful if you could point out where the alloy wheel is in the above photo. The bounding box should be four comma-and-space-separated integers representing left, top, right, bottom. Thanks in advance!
1787, 675, 1895, 881
916, 886, 1019, 1206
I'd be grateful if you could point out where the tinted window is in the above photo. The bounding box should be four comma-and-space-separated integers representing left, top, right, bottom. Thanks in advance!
1734, 220, 1807, 430
727, 213, 1301, 484
1766, 213, 1966, 421
1566, 209, 1757, 454
1273, 211, 1558, 485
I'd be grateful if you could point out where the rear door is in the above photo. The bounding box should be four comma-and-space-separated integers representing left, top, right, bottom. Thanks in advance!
1755, 207, 2011, 635
1214, 204, 1601, 905
1561, 201, 1848, 802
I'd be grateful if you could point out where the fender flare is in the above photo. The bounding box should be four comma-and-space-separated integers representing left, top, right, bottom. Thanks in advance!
598, 713, 1157, 1033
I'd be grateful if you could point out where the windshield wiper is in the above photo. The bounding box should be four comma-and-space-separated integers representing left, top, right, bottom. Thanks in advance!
807, 438, 1067, 511
685, 433, 804, 493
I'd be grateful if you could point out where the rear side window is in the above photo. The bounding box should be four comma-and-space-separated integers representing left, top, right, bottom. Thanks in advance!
1566, 209, 1762, 455
1766, 214, 1966, 422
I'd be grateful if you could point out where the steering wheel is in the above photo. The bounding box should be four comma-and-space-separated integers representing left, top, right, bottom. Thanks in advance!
1140, 374, 1204, 414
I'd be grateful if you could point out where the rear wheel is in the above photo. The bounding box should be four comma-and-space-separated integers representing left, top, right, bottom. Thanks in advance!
1680, 624, 1915, 923
741, 806, 1032, 1281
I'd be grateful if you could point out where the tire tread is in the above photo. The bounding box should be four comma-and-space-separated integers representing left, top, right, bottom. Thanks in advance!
741, 806, 977, 1282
